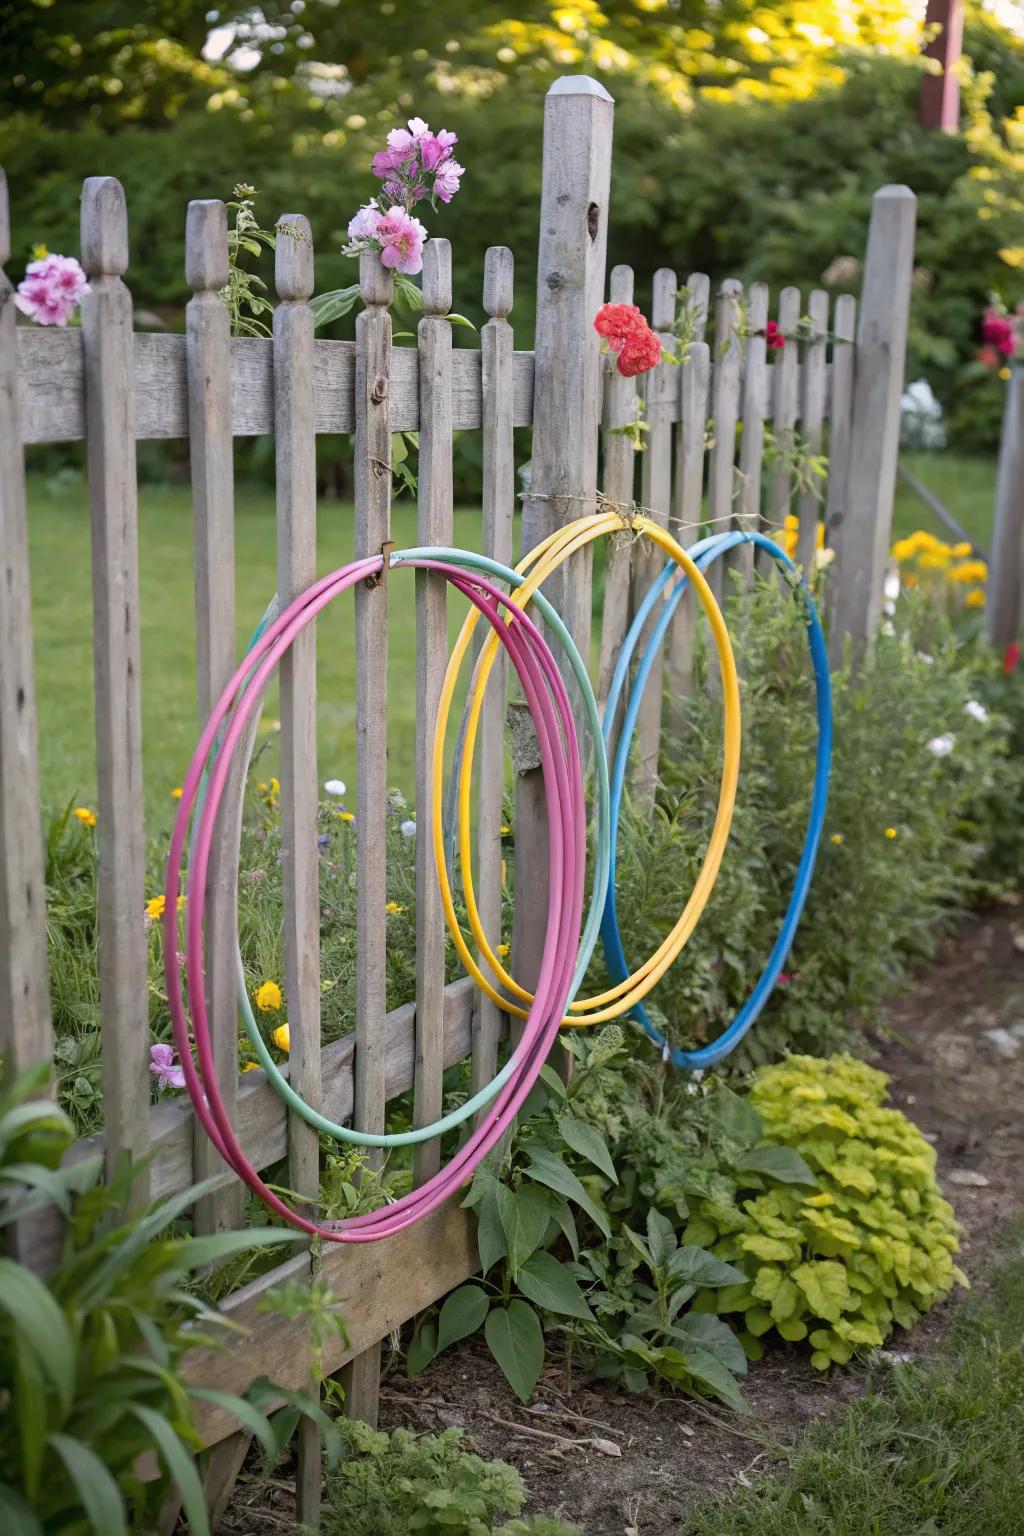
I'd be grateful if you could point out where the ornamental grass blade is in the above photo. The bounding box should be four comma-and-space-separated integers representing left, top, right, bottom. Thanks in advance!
47, 1434, 127, 1536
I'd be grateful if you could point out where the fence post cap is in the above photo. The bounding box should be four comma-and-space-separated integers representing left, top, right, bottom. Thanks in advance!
422, 238, 452, 316
548, 74, 614, 102
185, 199, 229, 292
483, 246, 514, 318
81, 177, 129, 276
872, 184, 917, 206
275, 213, 313, 301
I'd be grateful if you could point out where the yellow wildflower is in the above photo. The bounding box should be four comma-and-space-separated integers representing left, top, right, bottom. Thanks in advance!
337, 810, 355, 822
497, 942, 510, 957
31, 243, 48, 260
269, 777, 280, 795
831, 833, 843, 846
500, 825, 511, 835
385, 901, 405, 915
273, 1023, 290, 1053
1000, 366, 1012, 381
890, 537, 917, 563
177, 895, 186, 912
170, 786, 183, 800
885, 827, 898, 840
145, 895, 165, 920
947, 559, 988, 585
241, 1061, 260, 1073
74, 806, 97, 828
951, 542, 973, 558
965, 588, 986, 609
783, 513, 799, 531
918, 547, 952, 571
256, 980, 282, 1012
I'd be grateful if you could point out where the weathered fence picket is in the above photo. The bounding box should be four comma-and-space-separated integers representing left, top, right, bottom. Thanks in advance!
0, 73, 928, 1530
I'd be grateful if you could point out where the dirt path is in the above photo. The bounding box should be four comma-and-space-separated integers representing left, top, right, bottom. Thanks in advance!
223, 905, 1024, 1535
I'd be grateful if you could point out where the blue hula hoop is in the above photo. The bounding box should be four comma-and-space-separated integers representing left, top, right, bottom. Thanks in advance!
599, 529, 832, 1069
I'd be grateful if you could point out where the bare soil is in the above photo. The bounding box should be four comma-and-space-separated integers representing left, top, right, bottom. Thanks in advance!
219, 903, 1024, 1536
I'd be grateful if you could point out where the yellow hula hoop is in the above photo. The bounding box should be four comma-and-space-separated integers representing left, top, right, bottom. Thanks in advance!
432, 510, 742, 1027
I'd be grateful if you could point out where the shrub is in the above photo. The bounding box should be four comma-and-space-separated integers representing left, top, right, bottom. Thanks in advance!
701, 1055, 966, 1368
319, 1421, 580, 1536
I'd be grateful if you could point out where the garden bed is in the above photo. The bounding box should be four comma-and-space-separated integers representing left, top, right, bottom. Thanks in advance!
218, 901, 1024, 1535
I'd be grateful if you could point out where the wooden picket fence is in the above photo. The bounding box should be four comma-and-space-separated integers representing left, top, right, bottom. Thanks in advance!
0, 74, 916, 1526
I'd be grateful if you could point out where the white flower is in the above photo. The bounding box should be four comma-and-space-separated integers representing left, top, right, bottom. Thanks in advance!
964, 700, 989, 723
926, 733, 955, 757
883, 570, 901, 601
917, 652, 934, 666
815, 547, 836, 571
324, 779, 347, 796
400, 819, 417, 839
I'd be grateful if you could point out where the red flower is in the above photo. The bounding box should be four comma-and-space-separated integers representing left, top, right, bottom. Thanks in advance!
977, 343, 1001, 370
764, 320, 785, 351
1004, 641, 1021, 675
593, 302, 663, 378
982, 306, 1016, 358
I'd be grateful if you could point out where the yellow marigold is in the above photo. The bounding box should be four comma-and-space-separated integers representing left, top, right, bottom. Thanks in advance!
497, 942, 510, 957
500, 825, 511, 835
241, 1061, 260, 1073
918, 547, 952, 571
783, 512, 799, 531
948, 559, 989, 585
145, 895, 165, 920
831, 833, 843, 846
337, 810, 355, 822
951, 542, 973, 558
890, 537, 917, 563
965, 587, 986, 609
170, 786, 183, 800
256, 979, 282, 1012
269, 777, 280, 795
73, 806, 97, 828
885, 827, 898, 840
273, 1023, 290, 1053
385, 901, 405, 915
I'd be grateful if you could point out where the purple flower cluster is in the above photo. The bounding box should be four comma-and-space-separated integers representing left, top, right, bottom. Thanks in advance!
15, 252, 88, 327
345, 116, 464, 277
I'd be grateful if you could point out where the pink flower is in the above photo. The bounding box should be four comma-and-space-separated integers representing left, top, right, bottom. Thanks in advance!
376, 209, 427, 274
764, 320, 785, 351
593, 303, 663, 377
1004, 641, 1021, 675
347, 201, 382, 241
419, 129, 459, 171
149, 1042, 186, 1090
982, 305, 1016, 358
15, 253, 89, 327
434, 158, 464, 203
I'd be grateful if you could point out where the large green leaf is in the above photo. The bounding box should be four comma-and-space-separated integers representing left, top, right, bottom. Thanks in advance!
792, 1260, 850, 1324
737, 1146, 818, 1186
516, 1251, 594, 1320
13, 1335, 46, 1501
436, 1285, 490, 1353
484, 1301, 544, 1403
557, 1116, 618, 1184
406, 1317, 438, 1375
496, 1183, 552, 1280
0, 1258, 75, 1414
130, 1405, 209, 1536
310, 284, 361, 328
714, 1086, 763, 1150
668, 1246, 747, 1288
48, 1435, 127, 1536
679, 1347, 750, 1414
0, 1482, 44, 1536
474, 1184, 507, 1274
521, 1144, 611, 1239
670, 1314, 748, 1377
185, 1388, 278, 1463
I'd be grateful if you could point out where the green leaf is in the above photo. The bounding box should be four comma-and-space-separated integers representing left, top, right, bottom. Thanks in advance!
406, 1317, 438, 1375
47, 1435, 127, 1536
130, 1405, 209, 1536
497, 1183, 552, 1280
0, 1258, 75, 1414
522, 1144, 611, 1238
167, 1227, 297, 1277
668, 1246, 747, 1288
737, 1146, 818, 1186
393, 273, 424, 311
680, 1347, 750, 1413
516, 1251, 594, 1320
714, 1086, 763, 1149
670, 1314, 748, 1377
792, 1260, 850, 1324
557, 1116, 618, 1184
537, 1064, 568, 1100
548, 1197, 579, 1260
484, 1301, 544, 1403
13, 1336, 46, 1501
186, 1389, 278, 1464
646, 1208, 676, 1268
447, 312, 477, 330
475, 1184, 507, 1274
310, 284, 361, 327
437, 1285, 490, 1352
0, 1483, 43, 1536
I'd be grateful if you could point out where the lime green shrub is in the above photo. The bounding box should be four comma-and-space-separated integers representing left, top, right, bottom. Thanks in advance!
704, 1056, 966, 1368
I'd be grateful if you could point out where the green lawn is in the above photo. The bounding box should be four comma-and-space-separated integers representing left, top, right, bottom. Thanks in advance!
892, 451, 997, 548
27, 476, 486, 825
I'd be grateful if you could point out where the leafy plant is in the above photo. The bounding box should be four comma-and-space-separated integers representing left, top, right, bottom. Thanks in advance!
701, 1054, 966, 1369
221, 184, 279, 339
0, 1065, 334, 1536
318, 1420, 580, 1536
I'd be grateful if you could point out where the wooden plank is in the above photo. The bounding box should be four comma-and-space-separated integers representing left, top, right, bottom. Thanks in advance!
666, 340, 710, 727
596, 264, 638, 728
521, 74, 614, 661
989, 365, 1024, 646
343, 247, 394, 1428
824, 293, 857, 559
768, 287, 801, 535
185, 1201, 477, 1449
412, 241, 453, 1186
17, 328, 537, 442
706, 279, 743, 601
830, 186, 917, 658
80, 178, 150, 1194
185, 199, 244, 1237
473, 247, 515, 1098
201, 1431, 251, 1527
796, 289, 828, 574
631, 268, 676, 805
273, 216, 322, 1528
0, 168, 52, 1084
735, 282, 769, 586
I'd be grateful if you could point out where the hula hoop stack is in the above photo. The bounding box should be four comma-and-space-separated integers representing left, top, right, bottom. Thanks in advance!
165, 516, 832, 1241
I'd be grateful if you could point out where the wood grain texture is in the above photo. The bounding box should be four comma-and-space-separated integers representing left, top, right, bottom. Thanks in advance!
631, 269, 676, 805
830, 186, 916, 658
761, 286, 801, 579
80, 178, 150, 1194
666, 340, 710, 727
824, 293, 857, 567
706, 279, 743, 605
345, 247, 394, 1427
413, 241, 453, 1185
186, 199, 244, 1237
989, 365, 1024, 645
474, 247, 515, 1098
597, 265, 637, 737
0, 168, 52, 1085
735, 282, 769, 586
796, 289, 829, 575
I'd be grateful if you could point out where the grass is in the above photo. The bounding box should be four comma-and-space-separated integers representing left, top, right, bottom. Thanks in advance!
892, 450, 996, 549
682, 1219, 1024, 1535
27, 473, 486, 823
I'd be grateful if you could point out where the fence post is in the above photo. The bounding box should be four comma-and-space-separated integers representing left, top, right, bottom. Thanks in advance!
515, 75, 613, 1001
988, 365, 1024, 647
829, 185, 916, 660
0, 169, 52, 1091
